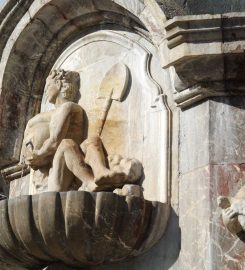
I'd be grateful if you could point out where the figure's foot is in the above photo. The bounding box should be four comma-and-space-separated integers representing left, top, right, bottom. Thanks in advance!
79, 181, 99, 192
79, 181, 114, 192
113, 184, 143, 197
94, 169, 126, 186
108, 155, 143, 183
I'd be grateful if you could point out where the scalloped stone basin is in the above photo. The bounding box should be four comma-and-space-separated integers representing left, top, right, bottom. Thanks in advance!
0, 191, 169, 269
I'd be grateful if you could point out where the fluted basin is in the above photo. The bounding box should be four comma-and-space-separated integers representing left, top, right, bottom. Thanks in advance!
0, 191, 169, 269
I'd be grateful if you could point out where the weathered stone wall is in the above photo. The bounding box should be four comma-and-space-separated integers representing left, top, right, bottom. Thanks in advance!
1, 1, 245, 270
0, 1, 178, 269
158, 0, 245, 18
178, 97, 245, 270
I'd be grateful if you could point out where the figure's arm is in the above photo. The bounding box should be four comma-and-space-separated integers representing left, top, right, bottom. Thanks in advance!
20, 111, 52, 163
36, 103, 75, 159
26, 111, 52, 129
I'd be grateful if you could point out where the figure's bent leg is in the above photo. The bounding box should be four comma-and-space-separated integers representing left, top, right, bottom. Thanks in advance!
48, 139, 94, 191
81, 136, 110, 177
81, 136, 125, 185
48, 141, 74, 192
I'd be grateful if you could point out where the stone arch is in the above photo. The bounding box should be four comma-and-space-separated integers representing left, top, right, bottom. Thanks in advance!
0, 0, 166, 166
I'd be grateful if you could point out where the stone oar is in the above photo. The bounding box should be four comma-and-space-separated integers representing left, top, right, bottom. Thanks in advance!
97, 63, 129, 136
1, 163, 30, 182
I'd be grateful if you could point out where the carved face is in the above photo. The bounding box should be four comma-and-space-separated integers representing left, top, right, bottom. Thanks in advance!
45, 78, 60, 104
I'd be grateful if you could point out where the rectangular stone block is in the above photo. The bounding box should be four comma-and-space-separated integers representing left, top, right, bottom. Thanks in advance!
179, 100, 210, 174
9, 174, 30, 198
179, 166, 211, 270
180, 164, 245, 270
210, 164, 245, 270
210, 96, 245, 164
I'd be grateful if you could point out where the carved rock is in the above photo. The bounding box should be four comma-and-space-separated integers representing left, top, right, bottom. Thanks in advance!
113, 184, 143, 197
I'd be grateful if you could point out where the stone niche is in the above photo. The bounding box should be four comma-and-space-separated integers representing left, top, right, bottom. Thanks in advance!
0, 1, 171, 269
39, 30, 169, 203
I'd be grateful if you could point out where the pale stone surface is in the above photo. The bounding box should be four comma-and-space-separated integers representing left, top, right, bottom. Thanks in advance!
215, 98, 245, 236
113, 0, 145, 16
113, 184, 143, 197
179, 166, 211, 270
178, 97, 245, 269
45, 30, 170, 203
209, 96, 245, 164
179, 100, 209, 174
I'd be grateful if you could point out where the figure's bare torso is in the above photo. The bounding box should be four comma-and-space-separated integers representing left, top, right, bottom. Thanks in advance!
50, 103, 84, 145
22, 102, 84, 165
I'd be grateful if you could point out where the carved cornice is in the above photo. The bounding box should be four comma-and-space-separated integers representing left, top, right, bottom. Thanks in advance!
160, 12, 245, 108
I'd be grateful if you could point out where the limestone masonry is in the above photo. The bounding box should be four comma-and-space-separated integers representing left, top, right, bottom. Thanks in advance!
1, 0, 245, 269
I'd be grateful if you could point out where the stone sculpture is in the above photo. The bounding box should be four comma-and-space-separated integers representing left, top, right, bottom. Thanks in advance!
0, 1, 173, 268
218, 186, 245, 235
0, 63, 170, 269
20, 69, 143, 193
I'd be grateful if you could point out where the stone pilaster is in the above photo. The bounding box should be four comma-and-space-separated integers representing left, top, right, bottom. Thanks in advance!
178, 98, 245, 269
160, 12, 245, 270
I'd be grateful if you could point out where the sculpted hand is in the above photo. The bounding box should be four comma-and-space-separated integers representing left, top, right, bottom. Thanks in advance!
224, 207, 237, 219
25, 150, 42, 168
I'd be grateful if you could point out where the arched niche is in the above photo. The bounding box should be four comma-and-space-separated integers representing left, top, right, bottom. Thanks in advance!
0, 1, 172, 268
40, 30, 170, 203
0, 0, 167, 168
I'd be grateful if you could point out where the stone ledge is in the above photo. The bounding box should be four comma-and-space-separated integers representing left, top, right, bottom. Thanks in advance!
160, 12, 245, 108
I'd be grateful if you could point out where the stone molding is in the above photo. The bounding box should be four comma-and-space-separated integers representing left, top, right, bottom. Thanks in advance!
160, 12, 245, 108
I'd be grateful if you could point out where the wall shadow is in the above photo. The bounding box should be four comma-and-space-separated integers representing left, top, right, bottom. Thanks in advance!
88, 207, 181, 270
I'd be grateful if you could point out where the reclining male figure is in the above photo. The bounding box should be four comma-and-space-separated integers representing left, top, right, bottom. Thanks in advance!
22, 70, 140, 192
